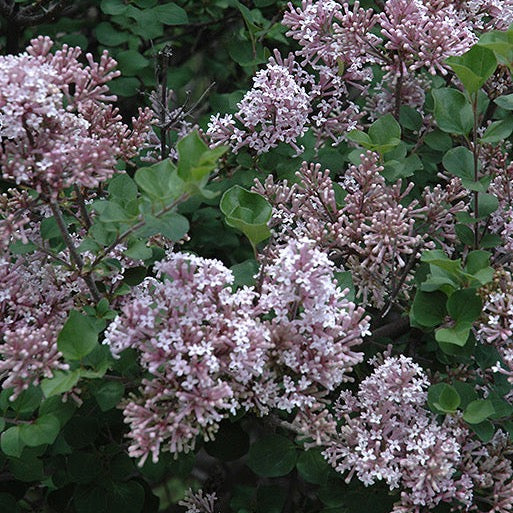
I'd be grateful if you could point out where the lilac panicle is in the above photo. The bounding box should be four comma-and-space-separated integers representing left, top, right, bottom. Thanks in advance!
179, 489, 217, 513
259, 237, 369, 394
254, 153, 439, 307
207, 51, 312, 155
104, 253, 271, 463
0, 255, 73, 397
0, 37, 153, 194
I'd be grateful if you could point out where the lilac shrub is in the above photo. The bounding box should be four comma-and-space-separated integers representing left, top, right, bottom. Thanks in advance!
4, 1, 513, 511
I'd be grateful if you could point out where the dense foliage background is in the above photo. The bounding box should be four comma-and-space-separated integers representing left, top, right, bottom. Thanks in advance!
5, 1, 513, 512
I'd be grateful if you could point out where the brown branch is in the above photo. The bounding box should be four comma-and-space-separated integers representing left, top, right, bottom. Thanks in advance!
46, 195, 101, 302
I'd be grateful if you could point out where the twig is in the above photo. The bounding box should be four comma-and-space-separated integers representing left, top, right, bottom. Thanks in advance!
46, 195, 101, 302
73, 184, 92, 229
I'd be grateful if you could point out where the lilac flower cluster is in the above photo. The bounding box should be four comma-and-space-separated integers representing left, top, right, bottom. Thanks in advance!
254, 153, 467, 307
0, 37, 152, 194
104, 238, 369, 464
321, 355, 513, 512
0, 254, 73, 398
179, 489, 217, 513
379, 0, 476, 76
208, 52, 312, 155
208, 0, 511, 154
477, 269, 513, 385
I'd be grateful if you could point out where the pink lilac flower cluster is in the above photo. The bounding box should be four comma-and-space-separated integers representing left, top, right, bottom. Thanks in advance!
477, 270, 513, 381
379, 0, 476, 76
104, 238, 369, 464
254, 153, 467, 307
179, 489, 217, 513
256, 237, 370, 411
0, 254, 73, 398
208, 52, 312, 155
104, 253, 271, 463
0, 37, 152, 194
208, 0, 511, 154
321, 355, 513, 512
489, 158, 513, 256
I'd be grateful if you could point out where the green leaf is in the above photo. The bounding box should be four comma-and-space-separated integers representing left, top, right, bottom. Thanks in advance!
368, 113, 401, 146
152, 3, 188, 24
109, 77, 140, 97
463, 399, 495, 424
93, 382, 125, 412
424, 130, 453, 151
452, 381, 479, 408
19, 414, 60, 447
435, 321, 472, 347
9, 454, 44, 482
472, 267, 495, 285
109, 174, 138, 202
135, 212, 189, 241
480, 232, 503, 248
470, 420, 495, 442
247, 434, 297, 477
399, 105, 423, 131
123, 240, 152, 261
421, 250, 462, 275
40, 217, 61, 241
9, 240, 37, 254
231, 260, 259, 288
476, 192, 499, 219
68, 452, 102, 484
455, 223, 475, 246
176, 130, 227, 183
446, 288, 482, 323
346, 130, 372, 147
107, 480, 145, 513
428, 383, 461, 413
41, 370, 81, 398
97, 201, 133, 223
95, 22, 129, 46
39, 396, 76, 428
74, 485, 108, 513
442, 146, 476, 181
57, 310, 99, 361
495, 93, 513, 109
466, 250, 491, 274
480, 117, 513, 143
432, 88, 473, 135
135, 160, 183, 203
334, 270, 355, 302
296, 449, 330, 485
204, 420, 249, 461
100, 0, 128, 15
446, 45, 497, 93
1, 427, 24, 457
11, 386, 43, 414
115, 50, 149, 76
410, 290, 446, 327
220, 186, 272, 247
256, 485, 287, 513
478, 29, 513, 66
